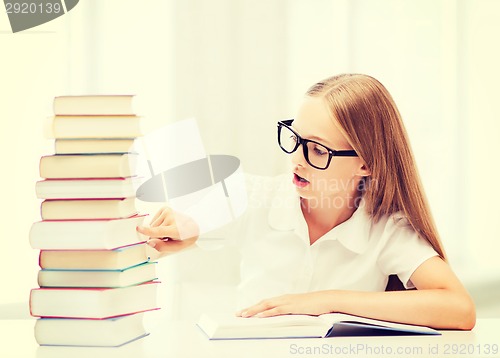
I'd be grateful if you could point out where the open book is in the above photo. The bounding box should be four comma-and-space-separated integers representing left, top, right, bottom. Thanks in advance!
197, 313, 440, 340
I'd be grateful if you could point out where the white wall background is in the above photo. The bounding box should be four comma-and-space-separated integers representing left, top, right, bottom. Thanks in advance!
1, 0, 499, 314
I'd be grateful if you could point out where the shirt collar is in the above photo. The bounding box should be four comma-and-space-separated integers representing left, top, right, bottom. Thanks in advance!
267, 178, 371, 254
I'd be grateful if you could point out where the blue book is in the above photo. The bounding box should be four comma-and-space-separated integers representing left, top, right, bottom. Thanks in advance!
38, 262, 157, 288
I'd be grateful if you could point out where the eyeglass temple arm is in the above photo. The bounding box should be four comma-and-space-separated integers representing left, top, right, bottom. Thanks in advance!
280, 119, 294, 126
333, 150, 358, 157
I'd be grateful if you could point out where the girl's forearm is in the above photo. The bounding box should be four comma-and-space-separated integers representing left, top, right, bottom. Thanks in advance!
326, 288, 476, 330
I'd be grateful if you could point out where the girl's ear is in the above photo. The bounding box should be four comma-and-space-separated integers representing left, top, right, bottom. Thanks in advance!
356, 163, 371, 177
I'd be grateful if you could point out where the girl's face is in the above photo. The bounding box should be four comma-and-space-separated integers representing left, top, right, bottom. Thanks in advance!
290, 96, 368, 208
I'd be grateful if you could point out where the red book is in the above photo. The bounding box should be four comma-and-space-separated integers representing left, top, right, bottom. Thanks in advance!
30, 282, 159, 319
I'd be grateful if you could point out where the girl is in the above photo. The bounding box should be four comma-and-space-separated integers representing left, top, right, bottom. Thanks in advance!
137, 73, 475, 330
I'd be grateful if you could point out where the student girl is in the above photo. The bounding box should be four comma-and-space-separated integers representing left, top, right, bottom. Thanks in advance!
137, 73, 476, 330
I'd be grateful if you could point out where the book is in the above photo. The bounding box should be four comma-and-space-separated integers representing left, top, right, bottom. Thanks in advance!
35, 177, 142, 199
48, 116, 141, 139
39, 153, 138, 179
55, 138, 136, 154
38, 262, 157, 288
196, 313, 441, 340
35, 313, 148, 347
40, 198, 137, 220
29, 215, 146, 250
30, 281, 159, 319
53, 95, 137, 116
39, 244, 149, 270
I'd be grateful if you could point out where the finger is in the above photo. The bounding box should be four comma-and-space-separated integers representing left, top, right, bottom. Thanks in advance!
150, 216, 163, 228
146, 238, 172, 249
150, 208, 172, 227
149, 210, 162, 224
136, 225, 178, 239
146, 238, 165, 249
255, 307, 288, 318
158, 213, 176, 229
239, 301, 275, 318
147, 236, 197, 254
236, 306, 252, 317
150, 206, 169, 224
136, 225, 149, 235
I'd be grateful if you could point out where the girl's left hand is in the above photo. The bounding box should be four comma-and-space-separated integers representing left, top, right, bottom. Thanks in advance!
236, 291, 334, 318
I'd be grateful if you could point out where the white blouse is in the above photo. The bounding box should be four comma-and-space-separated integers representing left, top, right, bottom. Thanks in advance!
202, 174, 438, 308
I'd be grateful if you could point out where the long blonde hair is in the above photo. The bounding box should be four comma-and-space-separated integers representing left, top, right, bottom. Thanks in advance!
307, 74, 446, 260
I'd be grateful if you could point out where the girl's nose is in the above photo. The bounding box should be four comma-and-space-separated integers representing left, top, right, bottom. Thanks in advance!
290, 144, 308, 168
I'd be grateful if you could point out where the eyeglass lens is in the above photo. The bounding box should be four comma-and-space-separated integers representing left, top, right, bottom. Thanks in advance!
278, 124, 330, 169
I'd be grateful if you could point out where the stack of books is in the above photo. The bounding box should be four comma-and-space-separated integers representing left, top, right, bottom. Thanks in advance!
29, 95, 159, 347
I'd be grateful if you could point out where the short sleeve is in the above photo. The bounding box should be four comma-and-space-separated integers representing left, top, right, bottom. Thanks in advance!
376, 218, 439, 289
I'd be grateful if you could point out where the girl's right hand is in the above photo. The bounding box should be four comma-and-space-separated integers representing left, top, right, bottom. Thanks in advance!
136, 206, 199, 256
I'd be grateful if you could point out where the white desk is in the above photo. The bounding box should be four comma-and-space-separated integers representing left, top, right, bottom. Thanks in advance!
1, 318, 498, 358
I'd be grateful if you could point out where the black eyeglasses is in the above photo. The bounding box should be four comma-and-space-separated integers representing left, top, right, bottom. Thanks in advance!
277, 119, 357, 170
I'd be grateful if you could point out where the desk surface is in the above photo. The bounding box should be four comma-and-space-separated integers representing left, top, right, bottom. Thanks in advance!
1, 317, 499, 358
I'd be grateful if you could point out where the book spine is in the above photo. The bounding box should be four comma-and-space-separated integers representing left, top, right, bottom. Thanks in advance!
31, 97, 158, 347
29, 215, 147, 250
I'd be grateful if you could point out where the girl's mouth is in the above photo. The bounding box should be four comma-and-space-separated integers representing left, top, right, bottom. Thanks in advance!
293, 173, 310, 188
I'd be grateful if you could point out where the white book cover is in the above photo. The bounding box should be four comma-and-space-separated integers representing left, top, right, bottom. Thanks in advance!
29, 215, 147, 250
